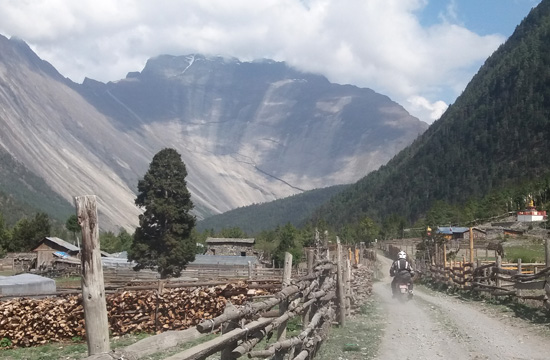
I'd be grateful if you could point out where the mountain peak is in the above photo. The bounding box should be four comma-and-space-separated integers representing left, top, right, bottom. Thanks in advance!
0, 37, 427, 231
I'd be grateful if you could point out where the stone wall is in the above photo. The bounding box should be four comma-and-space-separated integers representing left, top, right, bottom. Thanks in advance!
206, 244, 254, 256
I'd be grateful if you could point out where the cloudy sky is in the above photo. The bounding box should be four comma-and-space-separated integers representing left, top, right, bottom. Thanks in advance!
0, 0, 542, 124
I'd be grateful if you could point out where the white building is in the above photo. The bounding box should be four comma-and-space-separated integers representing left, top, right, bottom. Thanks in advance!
517, 199, 547, 222
517, 209, 547, 222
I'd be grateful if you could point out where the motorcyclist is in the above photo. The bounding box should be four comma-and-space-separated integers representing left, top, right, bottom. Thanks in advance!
390, 250, 415, 297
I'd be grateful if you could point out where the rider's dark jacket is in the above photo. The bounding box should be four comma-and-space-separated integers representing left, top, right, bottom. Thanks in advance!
390, 258, 414, 277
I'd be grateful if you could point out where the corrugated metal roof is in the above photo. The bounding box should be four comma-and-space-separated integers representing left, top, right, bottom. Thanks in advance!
437, 227, 470, 235
43, 237, 80, 252
206, 237, 255, 244
101, 257, 135, 268
190, 255, 259, 266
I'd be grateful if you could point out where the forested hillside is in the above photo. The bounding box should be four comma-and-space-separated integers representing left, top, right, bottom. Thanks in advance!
0, 150, 73, 226
312, 0, 550, 229
197, 185, 347, 234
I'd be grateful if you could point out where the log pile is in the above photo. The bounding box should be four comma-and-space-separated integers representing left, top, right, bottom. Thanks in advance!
349, 264, 374, 313
0, 282, 250, 348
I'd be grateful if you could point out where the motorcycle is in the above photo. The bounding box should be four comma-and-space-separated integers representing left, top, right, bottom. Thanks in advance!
394, 278, 413, 302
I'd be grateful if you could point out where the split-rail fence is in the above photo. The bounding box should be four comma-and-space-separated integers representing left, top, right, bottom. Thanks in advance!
86, 240, 372, 360
381, 238, 550, 310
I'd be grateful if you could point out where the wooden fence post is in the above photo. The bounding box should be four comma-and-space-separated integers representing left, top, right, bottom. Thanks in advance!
303, 250, 314, 329
476, 258, 481, 286
546, 239, 550, 268
277, 252, 293, 343
336, 238, 345, 326
220, 303, 240, 360
496, 255, 502, 288
462, 259, 467, 289
345, 259, 352, 316
443, 243, 447, 283
434, 243, 439, 267
307, 250, 314, 275
469, 227, 474, 264
75, 195, 110, 356
248, 261, 252, 280
517, 258, 523, 298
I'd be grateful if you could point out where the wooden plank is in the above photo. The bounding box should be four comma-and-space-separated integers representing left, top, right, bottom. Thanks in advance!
514, 280, 546, 290
84, 328, 206, 360
196, 283, 304, 332
164, 318, 273, 360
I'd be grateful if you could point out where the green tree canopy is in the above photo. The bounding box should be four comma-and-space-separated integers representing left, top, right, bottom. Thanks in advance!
128, 148, 196, 278
100, 228, 133, 254
0, 213, 9, 257
65, 214, 81, 245
272, 223, 302, 267
10, 212, 51, 251
217, 227, 248, 238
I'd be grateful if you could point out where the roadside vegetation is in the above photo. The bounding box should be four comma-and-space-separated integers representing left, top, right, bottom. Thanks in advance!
502, 238, 546, 263
316, 297, 385, 360
0, 333, 149, 360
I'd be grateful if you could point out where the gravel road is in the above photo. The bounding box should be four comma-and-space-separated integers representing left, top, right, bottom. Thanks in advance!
373, 255, 550, 360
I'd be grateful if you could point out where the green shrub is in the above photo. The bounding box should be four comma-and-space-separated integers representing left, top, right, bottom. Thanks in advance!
0, 337, 12, 347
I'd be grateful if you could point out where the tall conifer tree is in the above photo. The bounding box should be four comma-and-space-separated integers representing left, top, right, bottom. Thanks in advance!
129, 148, 196, 278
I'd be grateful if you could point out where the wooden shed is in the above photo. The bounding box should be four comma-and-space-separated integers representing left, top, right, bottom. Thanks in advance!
503, 229, 524, 237
31, 237, 80, 269
436, 227, 487, 241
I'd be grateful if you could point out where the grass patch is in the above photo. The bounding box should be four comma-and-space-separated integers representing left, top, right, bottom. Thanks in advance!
503, 243, 545, 263
1, 341, 88, 360
316, 296, 385, 360
0, 333, 211, 360
0, 270, 15, 276
0, 331, 221, 360
0, 333, 150, 360
55, 276, 81, 288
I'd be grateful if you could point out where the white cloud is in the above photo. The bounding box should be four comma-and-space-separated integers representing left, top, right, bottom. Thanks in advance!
407, 96, 448, 123
0, 0, 507, 123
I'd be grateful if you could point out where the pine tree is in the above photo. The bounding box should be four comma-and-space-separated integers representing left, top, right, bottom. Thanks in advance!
129, 148, 196, 278
65, 215, 81, 245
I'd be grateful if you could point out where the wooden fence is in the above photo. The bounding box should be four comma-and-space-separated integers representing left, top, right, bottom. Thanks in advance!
418, 257, 550, 310
381, 239, 550, 310
0, 252, 36, 273
86, 240, 375, 360
45, 264, 290, 286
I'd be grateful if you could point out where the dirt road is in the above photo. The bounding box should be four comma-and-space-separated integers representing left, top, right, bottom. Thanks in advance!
374, 255, 550, 360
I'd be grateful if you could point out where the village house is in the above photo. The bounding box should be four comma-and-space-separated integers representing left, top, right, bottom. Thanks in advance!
31, 237, 80, 268
205, 237, 255, 256
437, 227, 487, 241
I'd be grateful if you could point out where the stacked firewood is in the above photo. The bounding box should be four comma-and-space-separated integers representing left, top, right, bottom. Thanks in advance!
0, 295, 83, 347
349, 264, 374, 313
0, 282, 249, 348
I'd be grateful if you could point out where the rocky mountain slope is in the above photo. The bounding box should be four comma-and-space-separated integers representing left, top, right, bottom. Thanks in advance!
0, 35, 427, 231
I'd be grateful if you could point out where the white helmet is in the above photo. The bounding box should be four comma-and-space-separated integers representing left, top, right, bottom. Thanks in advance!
398, 251, 407, 259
